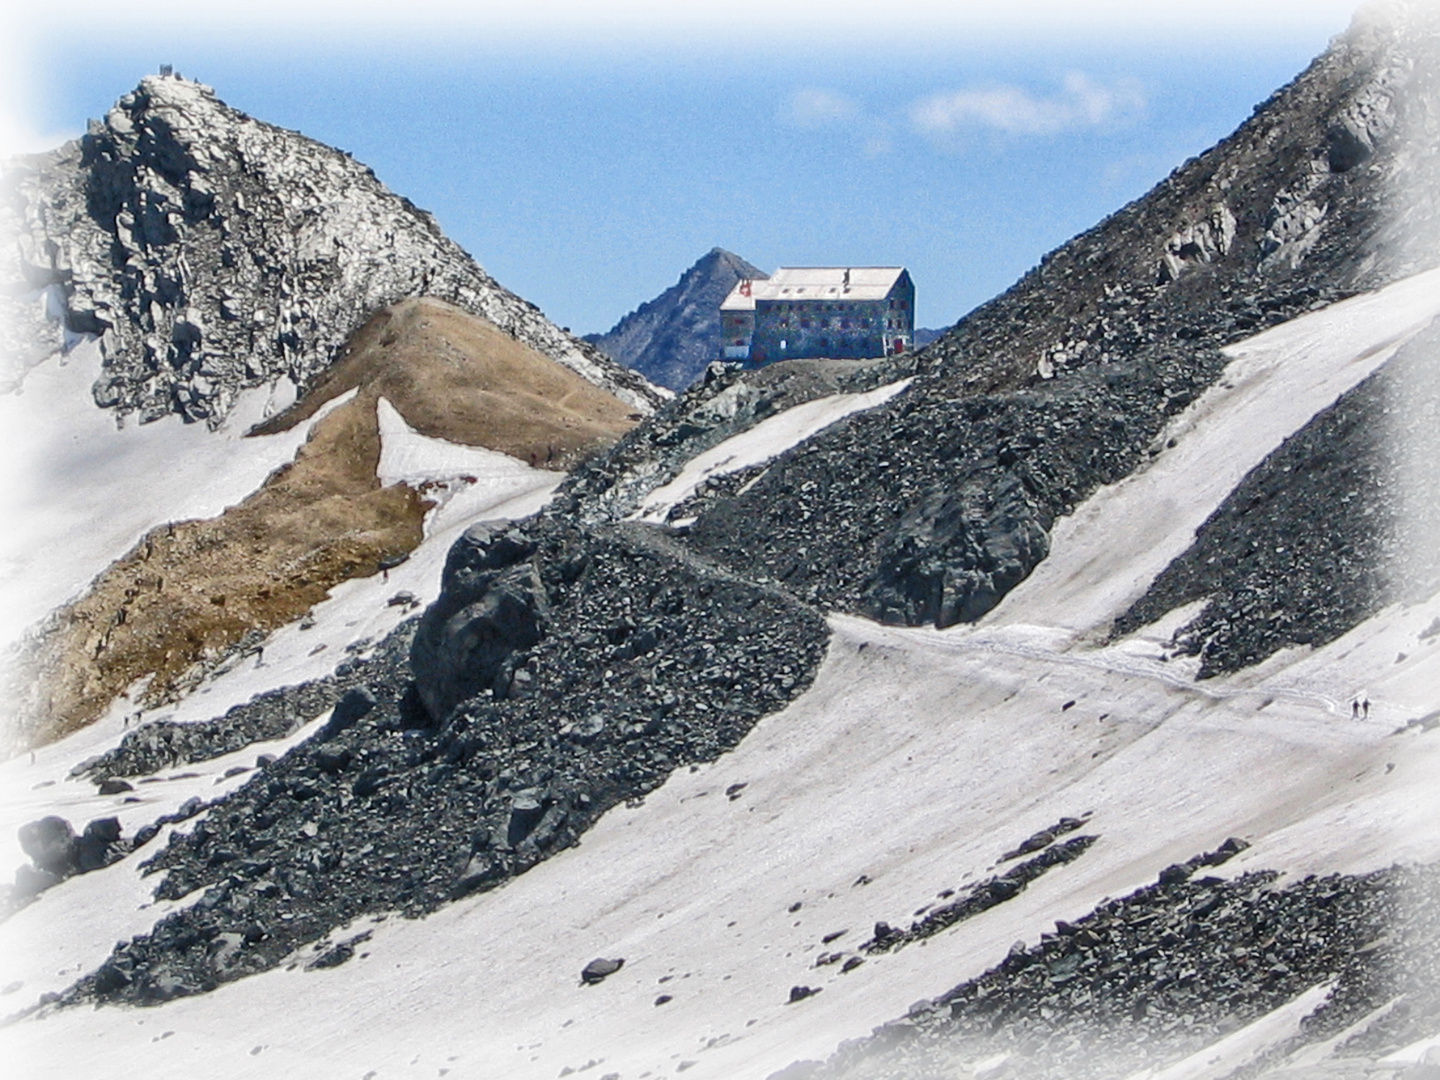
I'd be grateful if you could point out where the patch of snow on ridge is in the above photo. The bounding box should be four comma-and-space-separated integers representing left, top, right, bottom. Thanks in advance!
1122, 982, 1337, 1080
633, 377, 914, 524
0, 341, 352, 652
988, 265, 1440, 640
1383, 1033, 1440, 1067
0, 712, 329, 1008
375, 395, 558, 518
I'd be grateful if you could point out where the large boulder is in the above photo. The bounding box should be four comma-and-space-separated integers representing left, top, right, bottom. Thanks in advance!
441, 521, 537, 593
317, 686, 376, 741
861, 469, 1050, 628
74, 816, 124, 872
411, 522, 548, 722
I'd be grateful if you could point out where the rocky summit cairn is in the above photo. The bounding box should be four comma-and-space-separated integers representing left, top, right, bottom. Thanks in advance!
0, 73, 664, 423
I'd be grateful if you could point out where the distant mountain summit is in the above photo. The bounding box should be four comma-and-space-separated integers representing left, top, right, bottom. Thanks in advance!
586, 247, 767, 390
0, 73, 664, 421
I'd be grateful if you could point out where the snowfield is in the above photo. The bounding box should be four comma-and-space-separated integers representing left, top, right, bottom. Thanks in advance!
3, 602, 1436, 1080
0, 340, 326, 651
2, 273, 1440, 1078
993, 265, 1440, 640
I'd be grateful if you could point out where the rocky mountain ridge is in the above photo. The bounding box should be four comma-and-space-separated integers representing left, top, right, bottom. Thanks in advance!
586, 247, 767, 390
0, 74, 664, 423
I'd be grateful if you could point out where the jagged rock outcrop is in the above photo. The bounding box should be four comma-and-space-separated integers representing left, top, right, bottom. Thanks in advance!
0, 73, 664, 421
586, 247, 767, 390
410, 521, 550, 721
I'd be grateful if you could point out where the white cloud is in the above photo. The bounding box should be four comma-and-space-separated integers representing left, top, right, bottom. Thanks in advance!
782, 87, 861, 128
910, 71, 1145, 138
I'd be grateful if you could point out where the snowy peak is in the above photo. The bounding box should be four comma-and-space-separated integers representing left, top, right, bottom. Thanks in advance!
0, 73, 665, 423
587, 247, 768, 390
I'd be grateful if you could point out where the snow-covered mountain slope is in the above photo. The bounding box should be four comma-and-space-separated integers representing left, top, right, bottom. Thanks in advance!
586, 248, 768, 391
3, 271, 1438, 1079
994, 265, 1440, 640
0, 74, 664, 420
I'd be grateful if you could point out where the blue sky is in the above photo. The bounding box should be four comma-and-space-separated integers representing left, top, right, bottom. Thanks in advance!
4, 2, 1357, 334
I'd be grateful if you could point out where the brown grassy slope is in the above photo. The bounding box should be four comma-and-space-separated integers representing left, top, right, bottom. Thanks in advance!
252, 297, 639, 467
20, 393, 425, 746
15, 299, 638, 747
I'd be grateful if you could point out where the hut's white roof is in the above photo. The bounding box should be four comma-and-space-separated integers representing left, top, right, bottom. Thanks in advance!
721, 267, 907, 310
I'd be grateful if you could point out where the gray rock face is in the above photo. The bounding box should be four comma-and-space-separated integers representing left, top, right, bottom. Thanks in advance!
412, 563, 548, 721
410, 521, 550, 722
0, 74, 663, 421
862, 470, 1051, 628
587, 248, 768, 391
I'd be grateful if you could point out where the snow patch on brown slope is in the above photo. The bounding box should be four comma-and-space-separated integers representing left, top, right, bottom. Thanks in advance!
4, 300, 637, 749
